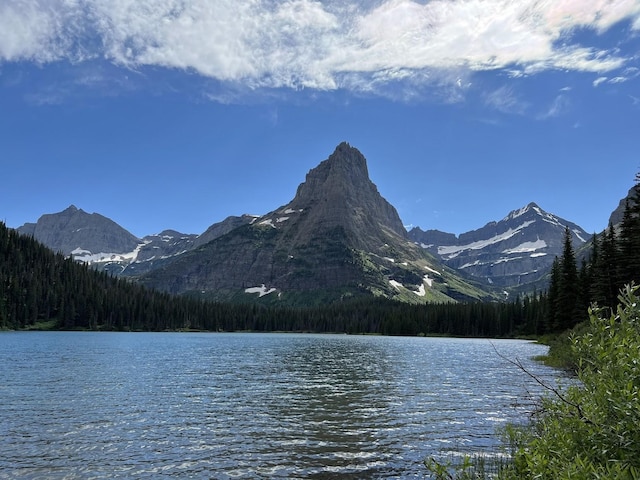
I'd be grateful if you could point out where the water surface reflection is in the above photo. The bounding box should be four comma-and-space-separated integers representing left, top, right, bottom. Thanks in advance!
0, 332, 561, 478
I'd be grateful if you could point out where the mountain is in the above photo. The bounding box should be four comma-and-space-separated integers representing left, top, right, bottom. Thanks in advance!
608, 186, 637, 228
139, 143, 491, 304
17, 205, 198, 276
408, 202, 591, 292
16, 207, 258, 277
17, 205, 141, 258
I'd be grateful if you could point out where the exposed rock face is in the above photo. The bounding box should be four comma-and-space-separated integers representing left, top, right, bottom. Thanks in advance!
609, 186, 637, 228
193, 215, 256, 249
409, 202, 591, 291
140, 143, 487, 304
24, 143, 600, 303
17, 205, 140, 256
284, 142, 408, 251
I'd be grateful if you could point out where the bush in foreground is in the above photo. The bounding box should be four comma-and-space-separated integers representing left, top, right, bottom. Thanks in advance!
504, 284, 640, 479
428, 285, 640, 479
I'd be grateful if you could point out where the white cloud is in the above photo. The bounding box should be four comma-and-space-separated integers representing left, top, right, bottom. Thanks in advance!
0, 0, 67, 62
1, 0, 639, 93
593, 76, 608, 87
610, 76, 628, 83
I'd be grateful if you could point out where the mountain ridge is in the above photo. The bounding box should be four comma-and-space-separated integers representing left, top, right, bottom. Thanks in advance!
14, 143, 619, 303
408, 202, 591, 292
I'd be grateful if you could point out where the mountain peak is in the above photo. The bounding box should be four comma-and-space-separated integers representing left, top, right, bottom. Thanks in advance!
288, 143, 405, 243
292, 143, 372, 204
326, 142, 369, 175
503, 202, 544, 221
17, 206, 140, 256
63, 204, 80, 214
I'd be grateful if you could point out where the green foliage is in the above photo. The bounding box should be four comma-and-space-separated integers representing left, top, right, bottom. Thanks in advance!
425, 454, 508, 479
502, 285, 640, 479
427, 286, 640, 479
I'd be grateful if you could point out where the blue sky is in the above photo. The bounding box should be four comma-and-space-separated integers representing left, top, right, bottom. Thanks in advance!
1, 1, 639, 238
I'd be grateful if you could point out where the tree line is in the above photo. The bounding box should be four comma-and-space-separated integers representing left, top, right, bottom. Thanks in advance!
544, 175, 640, 334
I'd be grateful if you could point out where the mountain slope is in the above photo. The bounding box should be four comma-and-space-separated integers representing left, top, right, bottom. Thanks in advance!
409, 202, 591, 292
140, 143, 492, 304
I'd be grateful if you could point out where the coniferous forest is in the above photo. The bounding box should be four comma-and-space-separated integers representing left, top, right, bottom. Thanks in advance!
2, 178, 638, 336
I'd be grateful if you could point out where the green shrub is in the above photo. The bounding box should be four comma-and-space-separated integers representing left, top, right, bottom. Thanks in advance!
428, 285, 640, 479
503, 284, 640, 479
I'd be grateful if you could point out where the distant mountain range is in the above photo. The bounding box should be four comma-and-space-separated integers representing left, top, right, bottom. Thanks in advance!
408, 203, 590, 293
17, 142, 620, 305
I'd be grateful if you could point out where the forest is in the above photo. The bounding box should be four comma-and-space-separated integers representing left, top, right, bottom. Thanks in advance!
2, 179, 639, 337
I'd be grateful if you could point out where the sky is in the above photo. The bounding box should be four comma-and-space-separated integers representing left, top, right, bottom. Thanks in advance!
1, 0, 639, 239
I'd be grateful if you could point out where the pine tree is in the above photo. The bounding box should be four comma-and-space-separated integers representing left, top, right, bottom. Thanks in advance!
619, 180, 640, 286
557, 227, 580, 330
545, 257, 561, 332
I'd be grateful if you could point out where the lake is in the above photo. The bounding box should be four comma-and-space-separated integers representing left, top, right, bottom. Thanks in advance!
0, 332, 562, 479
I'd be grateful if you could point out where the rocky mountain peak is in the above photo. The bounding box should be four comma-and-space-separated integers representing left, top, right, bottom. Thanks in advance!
288, 142, 406, 243
502, 202, 544, 222
292, 142, 370, 204
138, 143, 482, 304
17, 206, 140, 256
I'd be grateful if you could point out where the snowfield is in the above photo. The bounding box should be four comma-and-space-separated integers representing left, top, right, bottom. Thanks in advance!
71, 243, 147, 264
437, 221, 535, 259
501, 238, 547, 254
245, 284, 277, 297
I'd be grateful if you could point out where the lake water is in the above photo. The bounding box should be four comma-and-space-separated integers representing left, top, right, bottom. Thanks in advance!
0, 332, 562, 479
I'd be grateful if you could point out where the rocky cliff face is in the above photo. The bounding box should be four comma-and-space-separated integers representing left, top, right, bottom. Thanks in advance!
140, 143, 490, 304
409, 202, 591, 291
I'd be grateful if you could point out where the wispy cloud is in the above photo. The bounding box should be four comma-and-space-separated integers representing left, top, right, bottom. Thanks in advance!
538, 94, 571, 119
483, 85, 529, 115
1, 0, 639, 95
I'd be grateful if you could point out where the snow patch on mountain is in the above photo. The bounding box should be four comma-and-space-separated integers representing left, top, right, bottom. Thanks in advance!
283, 208, 304, 214
503, 205, 530, 221
425, 266, 441, 276
438, 221, 535, 259
502, 239, 547, 254
258, 219, 276, 228
573, 229, 588, 242
71, 242, 147, 264
245, 285, 277, 297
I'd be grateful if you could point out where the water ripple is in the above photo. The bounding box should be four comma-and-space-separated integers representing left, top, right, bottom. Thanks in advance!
0, 332, 563, 479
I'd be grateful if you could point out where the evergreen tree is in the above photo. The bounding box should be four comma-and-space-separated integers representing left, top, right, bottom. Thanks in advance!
558, 227, 580, 329
619, 180, 640, 286
545, 257, 561, 332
